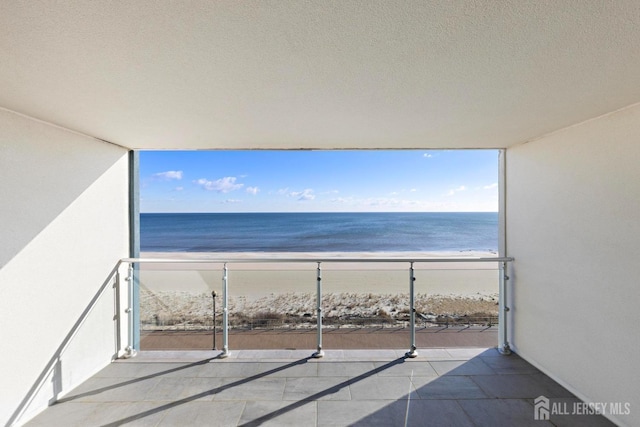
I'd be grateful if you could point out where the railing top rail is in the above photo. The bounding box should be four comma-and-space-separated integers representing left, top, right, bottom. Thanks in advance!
122, 256, 513, 264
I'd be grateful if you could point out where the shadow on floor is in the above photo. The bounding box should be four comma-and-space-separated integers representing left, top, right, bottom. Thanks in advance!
25, 349, 618, 427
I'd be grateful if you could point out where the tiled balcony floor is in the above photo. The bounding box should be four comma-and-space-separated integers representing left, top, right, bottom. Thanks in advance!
25, 348, 614, 427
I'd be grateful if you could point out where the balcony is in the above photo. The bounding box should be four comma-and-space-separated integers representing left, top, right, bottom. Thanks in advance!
4, 2, 640, 425
16, 256, 613, 426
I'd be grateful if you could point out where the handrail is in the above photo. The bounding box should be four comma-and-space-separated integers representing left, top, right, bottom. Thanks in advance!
13, 256, 513, 425
124, 255, 513, 359
122, 256, 513, 264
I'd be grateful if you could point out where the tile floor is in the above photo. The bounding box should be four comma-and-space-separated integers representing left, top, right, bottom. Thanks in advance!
24, 348, 615, 426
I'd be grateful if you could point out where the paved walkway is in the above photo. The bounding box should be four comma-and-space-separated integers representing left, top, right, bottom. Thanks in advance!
24, 348, 615, 426
141, 327, 498, 351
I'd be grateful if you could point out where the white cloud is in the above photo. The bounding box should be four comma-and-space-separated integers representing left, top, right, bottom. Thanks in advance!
322, 194, 498, 212
483, 183, 498, 190
154, 170, 183, 180
410, 188, 417, 192
447, 185, 467, 196
224, 199, 242, 204
290, 189, 315, 201
423, 153, 433, 158
331, 197, 354, 204
194, 177, 244, 193
174, 186, 184, 191
279, 187, 316, 201
246, 186, 260, 195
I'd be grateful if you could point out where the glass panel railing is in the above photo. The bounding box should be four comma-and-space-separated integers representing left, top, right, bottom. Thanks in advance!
321, 263, 409, 350
226, 265, 317, 351
413, 263, 500, 349
138, 263, 223, 351
131, 257, 511, 354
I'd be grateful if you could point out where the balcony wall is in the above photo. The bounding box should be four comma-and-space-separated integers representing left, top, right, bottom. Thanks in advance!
506, 103, 640, 426
0, 109, 129, 425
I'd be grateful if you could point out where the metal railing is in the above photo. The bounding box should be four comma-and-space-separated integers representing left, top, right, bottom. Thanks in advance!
120, 256, 514, 358
13, 255, 516, 426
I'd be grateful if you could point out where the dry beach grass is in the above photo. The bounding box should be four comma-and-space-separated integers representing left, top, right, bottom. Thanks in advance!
141, 290, 499, 330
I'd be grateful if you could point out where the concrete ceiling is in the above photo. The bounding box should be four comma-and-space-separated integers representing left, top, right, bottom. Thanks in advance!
1, 1, 640, 150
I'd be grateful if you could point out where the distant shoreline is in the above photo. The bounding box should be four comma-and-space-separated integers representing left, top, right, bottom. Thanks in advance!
140, 250, 499, 262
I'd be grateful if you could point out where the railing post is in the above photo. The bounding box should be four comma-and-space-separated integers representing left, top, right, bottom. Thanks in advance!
313, 262, 324, 358
212, 290, 217, 350
123, 262, 137, 358
114, 270, 121, 356
221, 263, 230, 358
498, 261, 512, 355
406, 262, 418, 358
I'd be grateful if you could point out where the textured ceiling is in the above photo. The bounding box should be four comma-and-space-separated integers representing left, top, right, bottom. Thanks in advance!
1, 1, 640, 150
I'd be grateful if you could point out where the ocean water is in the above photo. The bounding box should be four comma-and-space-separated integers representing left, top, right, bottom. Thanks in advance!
140, 212, 498, 253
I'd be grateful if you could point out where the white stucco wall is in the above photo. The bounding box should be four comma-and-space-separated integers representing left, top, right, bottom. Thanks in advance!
506, 104, 640, 426
0, 109, 129, 425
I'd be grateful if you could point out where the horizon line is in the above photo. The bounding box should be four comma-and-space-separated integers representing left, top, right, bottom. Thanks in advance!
140, 211, 499, 214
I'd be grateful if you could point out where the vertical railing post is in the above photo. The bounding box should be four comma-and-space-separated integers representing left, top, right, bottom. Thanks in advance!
221, 263, 230, 358
498, 261, 512, 355
123, 262, 137, 358
114, 270, 121, 356
212, 290, 217, 350
313, 262, 324, 358
406, 262, 418, 358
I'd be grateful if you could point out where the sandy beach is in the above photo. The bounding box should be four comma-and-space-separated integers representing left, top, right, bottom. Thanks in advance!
139, 251, 500, 296
138, 252, 501, 335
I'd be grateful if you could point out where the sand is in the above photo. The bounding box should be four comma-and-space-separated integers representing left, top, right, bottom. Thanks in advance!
138, 252, 501, 331
139, 251, 501, 297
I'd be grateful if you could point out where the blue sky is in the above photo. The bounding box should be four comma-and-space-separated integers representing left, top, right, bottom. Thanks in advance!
140, 150, 499, 213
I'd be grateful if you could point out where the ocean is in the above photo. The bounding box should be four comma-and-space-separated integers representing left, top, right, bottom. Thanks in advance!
140, 212, 498, 253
